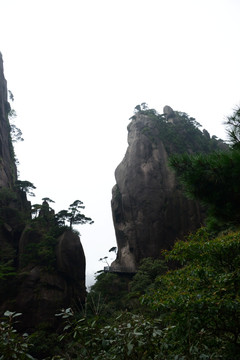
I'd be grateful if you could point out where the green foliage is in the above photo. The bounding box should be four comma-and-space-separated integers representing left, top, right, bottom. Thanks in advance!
169, 150, 240, 227
41, 197, 55, 204
10, 124, 24, 143
54, 309, 163, 360
90, 272, 129, 311
168, 106, 240, 230
133, 103, 159, 118
8, 90, 14, 102
142, 228, 240, 359
3, 229, 240, 359
133, 105, 225, 155
20, 225, 58, 271
2, 101, 238, 359
130, 257, 167, 294
0, 187, 17, 206
7, 93, 24, 142
21, 199, 93, 272
225, 106, 240, 149
0, 311, 34, 360
0, 262, 16, 280
28, 330, 59, 360
15, 180, 36, 197
31, 204, 42, 218
56, 200, 93, 229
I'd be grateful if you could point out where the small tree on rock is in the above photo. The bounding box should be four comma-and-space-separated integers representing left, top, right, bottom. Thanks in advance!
56, 200, 93, 229
15, 180, 36, 197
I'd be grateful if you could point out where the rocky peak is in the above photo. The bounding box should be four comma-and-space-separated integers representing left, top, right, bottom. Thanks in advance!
163, 105, 175, 123
111, 109, 225, 273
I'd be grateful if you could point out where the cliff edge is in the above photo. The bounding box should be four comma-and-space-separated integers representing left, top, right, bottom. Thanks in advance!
111, 106, 226, 272
0, 53, 86, 331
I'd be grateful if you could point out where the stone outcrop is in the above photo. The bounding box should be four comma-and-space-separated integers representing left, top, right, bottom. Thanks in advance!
0, 53, 17, 187
15, 230, 86, 330
111, 110, 215, 272
163, 105, 175, 122
0, 53, 86, 331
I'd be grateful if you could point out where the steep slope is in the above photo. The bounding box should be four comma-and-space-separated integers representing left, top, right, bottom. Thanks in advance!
0, 53, 17, 187
0, 54, 86, 331
111, 107, 227, 272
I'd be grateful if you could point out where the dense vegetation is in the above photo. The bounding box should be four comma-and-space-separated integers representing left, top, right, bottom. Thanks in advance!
132, 102, 227, 155
169, 106, 240, 231
1, 105, 240, 359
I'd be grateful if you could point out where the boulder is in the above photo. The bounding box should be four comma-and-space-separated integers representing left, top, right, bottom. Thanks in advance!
14, 230, 86, 331
163, 105, 175, 121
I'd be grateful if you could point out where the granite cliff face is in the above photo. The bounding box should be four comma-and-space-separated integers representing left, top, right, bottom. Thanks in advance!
111, 108, 225, 272
0, 53, 17, 187
14, 228, 86, 330
0, 54, 86, 331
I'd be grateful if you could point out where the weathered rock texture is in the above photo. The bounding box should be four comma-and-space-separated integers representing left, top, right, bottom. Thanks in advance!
0, 54, 86, 331
0, 53, 17, 187
111, 109, 225, 272
15, 229, 86, 330
163, 105, 175, 122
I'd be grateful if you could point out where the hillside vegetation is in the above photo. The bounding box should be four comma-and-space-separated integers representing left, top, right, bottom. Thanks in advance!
1, 106, 240, 359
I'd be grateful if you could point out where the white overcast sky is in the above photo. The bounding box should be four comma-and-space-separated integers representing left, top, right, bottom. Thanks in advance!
1, 0, 240, 286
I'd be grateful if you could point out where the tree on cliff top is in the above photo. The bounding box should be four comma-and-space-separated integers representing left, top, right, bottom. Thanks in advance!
56, 200, 94, 229
15, 180, 36, 197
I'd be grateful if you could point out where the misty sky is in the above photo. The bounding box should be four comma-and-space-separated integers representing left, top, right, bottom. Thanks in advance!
1, 0, 240, 286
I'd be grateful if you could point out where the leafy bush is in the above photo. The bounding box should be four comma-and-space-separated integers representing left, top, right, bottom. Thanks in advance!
90, 272, 129, 312
54, 309, 163, 360
0, 187, 17, 206
20, 233, 58, 271
130, 257, 167, 294
0, 311, 34, 360
142, 228, 240, 359
169, 150, 240, 228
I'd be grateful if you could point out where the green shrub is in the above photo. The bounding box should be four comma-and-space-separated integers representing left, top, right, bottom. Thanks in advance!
54, 309, 163, 360
0, 311, 34, 360
142, 228, 240, 359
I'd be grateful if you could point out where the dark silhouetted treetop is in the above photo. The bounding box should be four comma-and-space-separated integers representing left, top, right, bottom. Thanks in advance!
42, 197, 55, 204
10, 124, 24, 143
8, 90, 14, 102
15, 180, 36, 197
225, 106, 240, 150
39, 200, 55, 219
56, 200, 93, 229
7, 97, 24, 143
132, 103, 159, 119
109, 246, 117, 254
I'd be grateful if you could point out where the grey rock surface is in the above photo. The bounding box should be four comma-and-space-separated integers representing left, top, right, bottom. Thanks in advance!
111, 113, 204, 272
0, 53, 17, 187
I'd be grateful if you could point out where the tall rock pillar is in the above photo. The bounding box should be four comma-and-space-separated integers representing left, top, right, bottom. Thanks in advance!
111, 111, 205, 272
